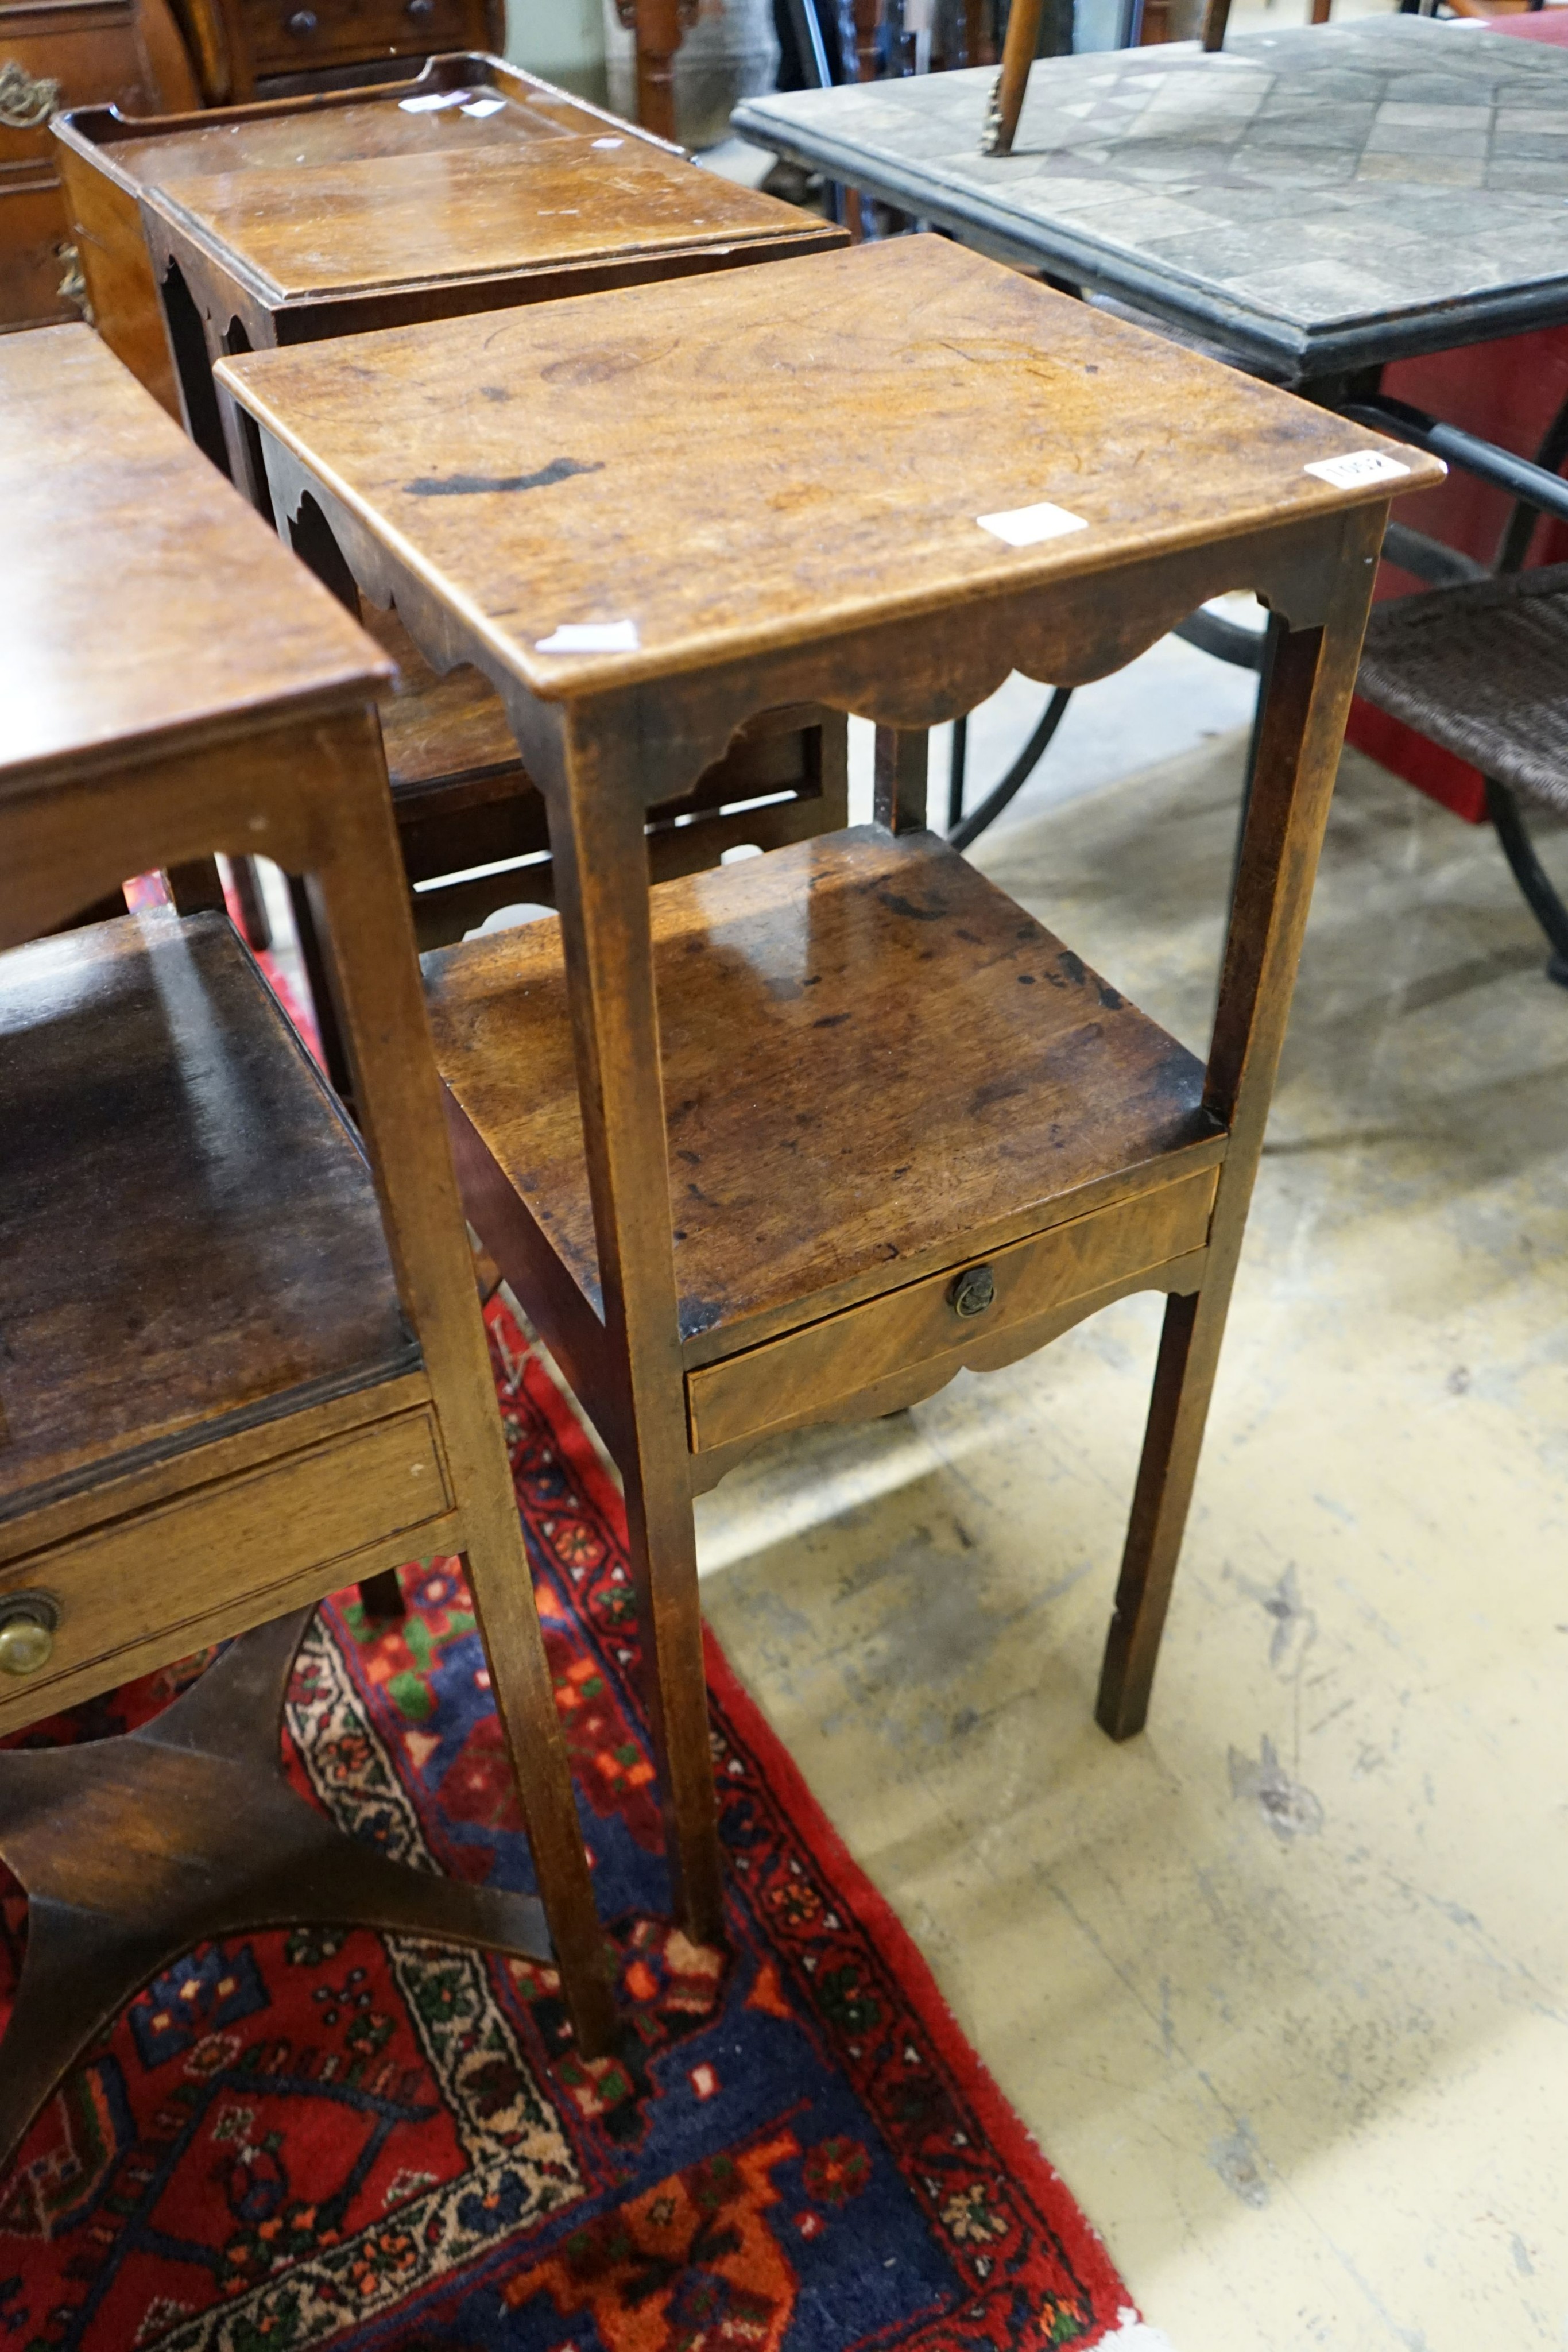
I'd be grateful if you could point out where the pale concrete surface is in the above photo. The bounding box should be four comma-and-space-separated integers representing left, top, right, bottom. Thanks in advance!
695, 730, 1568, 2351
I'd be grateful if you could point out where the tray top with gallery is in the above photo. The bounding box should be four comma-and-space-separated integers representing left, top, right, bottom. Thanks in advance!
55, 51, 847, 326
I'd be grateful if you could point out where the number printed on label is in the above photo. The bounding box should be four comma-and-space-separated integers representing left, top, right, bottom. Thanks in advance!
1303, 451, 1411, 490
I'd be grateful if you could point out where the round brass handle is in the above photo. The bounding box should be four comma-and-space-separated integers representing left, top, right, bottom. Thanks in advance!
949, 1263, 996, 1320
286, 9, 318, 34
0, 1593, 59, 1677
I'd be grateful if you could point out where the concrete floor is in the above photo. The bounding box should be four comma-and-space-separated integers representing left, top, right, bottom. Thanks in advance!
694, 720, 1568, 2350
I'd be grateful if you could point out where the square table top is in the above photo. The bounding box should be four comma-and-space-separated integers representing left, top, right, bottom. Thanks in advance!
1, 327, 388, 793
59, 56, 842, 310
217, 233, 1439, 706
733, 19, 1568, 383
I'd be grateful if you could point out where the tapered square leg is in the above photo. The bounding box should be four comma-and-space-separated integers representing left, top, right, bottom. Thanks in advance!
546, 738, 726, 1948
1095, 510, 1383, 1740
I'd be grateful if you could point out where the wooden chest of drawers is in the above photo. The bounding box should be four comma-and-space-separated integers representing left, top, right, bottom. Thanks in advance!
183, 0, 498, 100
235, 0, 490, 91
1, 0, 192, 327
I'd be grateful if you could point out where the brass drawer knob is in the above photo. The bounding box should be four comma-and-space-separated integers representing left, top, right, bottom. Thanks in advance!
286, 9, 318, 34
406, 1, 435, 18
949, 1263, 996, 1320
0, 1592, 59, 1677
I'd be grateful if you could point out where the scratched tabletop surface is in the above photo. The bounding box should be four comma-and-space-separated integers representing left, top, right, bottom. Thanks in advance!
141, 109, 827, 301
217, 236, 1438, 702
734, 18, 1568, 382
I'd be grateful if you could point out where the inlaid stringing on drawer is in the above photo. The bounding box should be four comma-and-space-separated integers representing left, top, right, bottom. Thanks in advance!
0, 1407, 451, 1714
686, 1167, 1217, 1454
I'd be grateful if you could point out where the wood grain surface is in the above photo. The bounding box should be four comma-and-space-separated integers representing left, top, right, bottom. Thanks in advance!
424, 826, 1219, 1360
65, 80, 575, 192
0, 910, 416, 1520
156, 131, 841, 303
217, 233, 1442, 699
1, 325, 388, 789
54, 53, 683, 190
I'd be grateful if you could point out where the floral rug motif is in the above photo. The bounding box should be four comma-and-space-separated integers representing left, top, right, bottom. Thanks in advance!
0, 1301, 1137, 2350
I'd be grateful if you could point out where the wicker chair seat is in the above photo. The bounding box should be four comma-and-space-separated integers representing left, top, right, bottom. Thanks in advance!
1357, 562, 1568, 817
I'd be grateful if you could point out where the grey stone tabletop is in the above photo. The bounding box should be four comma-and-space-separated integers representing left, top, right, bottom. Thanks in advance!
733, 20, 1568, 384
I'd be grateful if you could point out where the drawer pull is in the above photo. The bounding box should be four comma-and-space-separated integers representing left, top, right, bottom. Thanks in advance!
0, 1592, 59, 1677
285, 10, 318, 34
949, 1263, 996, 1320
0, 59, 61, 128
406, 1, 435, 18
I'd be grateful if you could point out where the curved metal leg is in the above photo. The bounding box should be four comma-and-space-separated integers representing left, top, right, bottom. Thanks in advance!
946, 712, 969, 831
950, 687, 1073, 852
1486, 779, 1568, 988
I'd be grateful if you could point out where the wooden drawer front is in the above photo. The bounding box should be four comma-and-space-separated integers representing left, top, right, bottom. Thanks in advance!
243, 0, 480, 76
0, 7, 142, 173
0, 175, 71, 324
687, 1169, 1218, 1454
0, 1409, 451, 1725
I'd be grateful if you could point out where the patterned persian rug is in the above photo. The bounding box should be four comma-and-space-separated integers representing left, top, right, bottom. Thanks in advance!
0, 1301, 1147, 2351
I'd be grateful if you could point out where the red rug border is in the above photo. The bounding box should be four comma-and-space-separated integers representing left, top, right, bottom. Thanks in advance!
518, 1330, 1139, 2350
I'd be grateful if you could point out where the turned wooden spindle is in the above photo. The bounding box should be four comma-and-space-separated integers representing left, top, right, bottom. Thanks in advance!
981, 0, 1042, 154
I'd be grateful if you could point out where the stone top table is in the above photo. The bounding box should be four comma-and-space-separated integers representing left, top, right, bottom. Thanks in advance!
734, 18, 1568, 386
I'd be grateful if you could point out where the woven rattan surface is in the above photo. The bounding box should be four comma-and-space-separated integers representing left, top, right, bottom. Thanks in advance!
1357, 564, 1568, 815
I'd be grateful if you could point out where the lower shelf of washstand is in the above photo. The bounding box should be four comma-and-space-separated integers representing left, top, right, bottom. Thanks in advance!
424, 825, 1227, 1465
0, 909, 456, 1728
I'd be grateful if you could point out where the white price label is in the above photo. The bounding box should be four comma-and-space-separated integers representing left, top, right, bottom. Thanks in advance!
397, 88, 476, 112
1303, 451, 1411, 490
976, 500, 1088, 548
535, 620, 641, 655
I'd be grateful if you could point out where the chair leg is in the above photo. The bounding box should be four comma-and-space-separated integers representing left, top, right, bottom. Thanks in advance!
1486, 778, 1568, 988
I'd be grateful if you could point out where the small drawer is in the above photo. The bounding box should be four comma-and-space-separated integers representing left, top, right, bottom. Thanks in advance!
0, 1407, 452, 1727
0, 176, 73, 327
0, 12, 143, 173
244, 0, 479, 73
687, 1167, 1217, 1455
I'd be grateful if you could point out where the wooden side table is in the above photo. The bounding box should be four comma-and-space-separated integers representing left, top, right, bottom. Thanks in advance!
217, 233, 1441, 1941
55, 53, 844, 441
0, 324, 614, 2165
56, 52, 849, 1046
